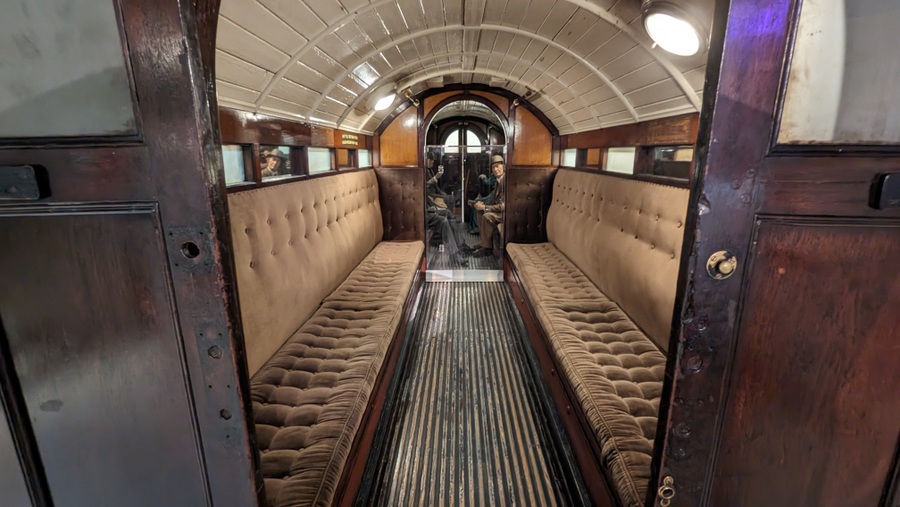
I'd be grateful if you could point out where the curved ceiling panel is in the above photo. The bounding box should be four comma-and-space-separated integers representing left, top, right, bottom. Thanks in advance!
215, 0, 710, 135
432, 100, 503, 125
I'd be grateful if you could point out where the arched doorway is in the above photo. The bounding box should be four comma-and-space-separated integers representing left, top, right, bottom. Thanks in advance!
423, 98, 507, 276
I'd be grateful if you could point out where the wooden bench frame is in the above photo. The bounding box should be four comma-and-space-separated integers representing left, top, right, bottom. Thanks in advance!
504, 255, 624, 507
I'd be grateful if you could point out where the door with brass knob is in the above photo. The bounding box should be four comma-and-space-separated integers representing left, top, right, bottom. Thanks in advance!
652, 0, 900, 504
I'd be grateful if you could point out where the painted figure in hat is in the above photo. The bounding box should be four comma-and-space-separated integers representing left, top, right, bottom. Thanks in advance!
472, 154, 505, 257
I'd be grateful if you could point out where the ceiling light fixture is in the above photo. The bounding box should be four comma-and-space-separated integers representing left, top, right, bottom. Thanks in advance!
366, 84, 398, 112
641, 1, 708, 56
374, 93, 396, 111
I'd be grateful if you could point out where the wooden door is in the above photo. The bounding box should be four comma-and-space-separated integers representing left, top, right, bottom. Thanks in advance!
652, 0, 900, 506
0, 1, 259, 506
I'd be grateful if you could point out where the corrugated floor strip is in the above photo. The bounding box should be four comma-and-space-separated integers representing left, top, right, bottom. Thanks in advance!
426, 229, 502, 270
356, 283, 589, 506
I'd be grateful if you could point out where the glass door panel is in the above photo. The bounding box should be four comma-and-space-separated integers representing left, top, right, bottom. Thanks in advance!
778, 0, 900, 144
425, 144, 506, 275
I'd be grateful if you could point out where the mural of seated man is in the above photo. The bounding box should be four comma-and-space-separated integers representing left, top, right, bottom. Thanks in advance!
471, 154, 505, 257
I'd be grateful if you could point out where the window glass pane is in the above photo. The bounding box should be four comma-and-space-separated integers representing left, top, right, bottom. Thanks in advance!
307, 147, 332, 174
221, 145, 246, 186
261, 146, 292, 181
444, 129, 460, 154
779, 0, 900, 144
465, 130, 482, 153
604, 147, 635, 174
0, 0, 136, 138
358, 149, 371, 167
562, 149, 577, 167
651, 146, 693, 179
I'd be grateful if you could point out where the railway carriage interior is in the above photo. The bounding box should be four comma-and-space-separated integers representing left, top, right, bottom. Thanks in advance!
1, 1, 899, 507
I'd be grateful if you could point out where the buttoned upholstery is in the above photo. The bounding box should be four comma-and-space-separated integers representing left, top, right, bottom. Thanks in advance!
253, 241, 422, 507
375, 167, 425, 242
547, 170, 688, 349
507, 169, 689, 507
507, 242, 665, 507
228, 170, 424, 507
229, 170, 384, 376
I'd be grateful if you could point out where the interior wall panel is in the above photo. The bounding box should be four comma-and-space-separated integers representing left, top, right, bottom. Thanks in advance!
0, 402, 31, 507
380, 107, 419, 166
471, 91, 509, 114
424, 91, 458, 118
513, 107, 552, 166
0, 208, 209, 507
711, 219, 900, 507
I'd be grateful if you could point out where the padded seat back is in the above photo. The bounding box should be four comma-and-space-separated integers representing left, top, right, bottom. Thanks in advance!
546, 169, 689, 350
229, 170, 384, 375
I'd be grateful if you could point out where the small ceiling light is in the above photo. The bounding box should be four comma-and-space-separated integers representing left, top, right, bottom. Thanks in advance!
365, 83, 398, 112
641, 1, 708, 56
374, 93, 396, 111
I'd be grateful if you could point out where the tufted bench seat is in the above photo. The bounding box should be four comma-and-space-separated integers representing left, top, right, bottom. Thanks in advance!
506, 169, 689, 507
229, 170, 424, 506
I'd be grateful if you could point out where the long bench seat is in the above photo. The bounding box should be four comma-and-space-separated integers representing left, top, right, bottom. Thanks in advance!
228, 170, 424, 506
507, 169, 689, 507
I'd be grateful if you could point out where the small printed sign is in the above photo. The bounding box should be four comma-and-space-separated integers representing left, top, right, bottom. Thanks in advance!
341, 133, 359, 146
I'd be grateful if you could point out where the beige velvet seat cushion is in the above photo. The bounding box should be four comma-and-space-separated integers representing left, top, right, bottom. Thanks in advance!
229, 170, 385, 376
508, 242, 666, 507
546, 169, 688, 350
252, 240, 423, 507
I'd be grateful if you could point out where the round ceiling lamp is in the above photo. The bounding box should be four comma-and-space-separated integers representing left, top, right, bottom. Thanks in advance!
373, 93, 396, 111
641, 1, 708, 56
366, 84, 397, 112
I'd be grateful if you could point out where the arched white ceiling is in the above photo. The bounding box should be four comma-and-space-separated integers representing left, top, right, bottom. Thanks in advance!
215, 0, 709, 135
431, 100, 503, 125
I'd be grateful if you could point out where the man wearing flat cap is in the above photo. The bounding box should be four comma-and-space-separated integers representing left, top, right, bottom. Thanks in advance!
261, 148, 287, 178
472, 154, 505, 256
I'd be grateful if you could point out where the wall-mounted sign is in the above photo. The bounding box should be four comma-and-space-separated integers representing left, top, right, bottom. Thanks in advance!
341, 133, 359, 146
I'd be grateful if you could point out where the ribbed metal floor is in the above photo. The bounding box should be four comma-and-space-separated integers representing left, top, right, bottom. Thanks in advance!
426, 229, 502, 270
356, 283, 588, 506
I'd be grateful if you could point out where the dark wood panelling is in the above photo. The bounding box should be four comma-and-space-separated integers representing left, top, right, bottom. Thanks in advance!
760, 157, 900, 218
0, 1, 261, 505
0, 147, 153, 203
653, 0, 900, 504
562, 114, 699, 150
711, 219, 900, 506
310, 126, 334, 148
0, 207, 208, 506
219, 107, 312, 146
380, 108, 419, 167
0, 397, 32, 507
504, 166, 557, 244
375, 167, 425, 241
0, 314, 50, 507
